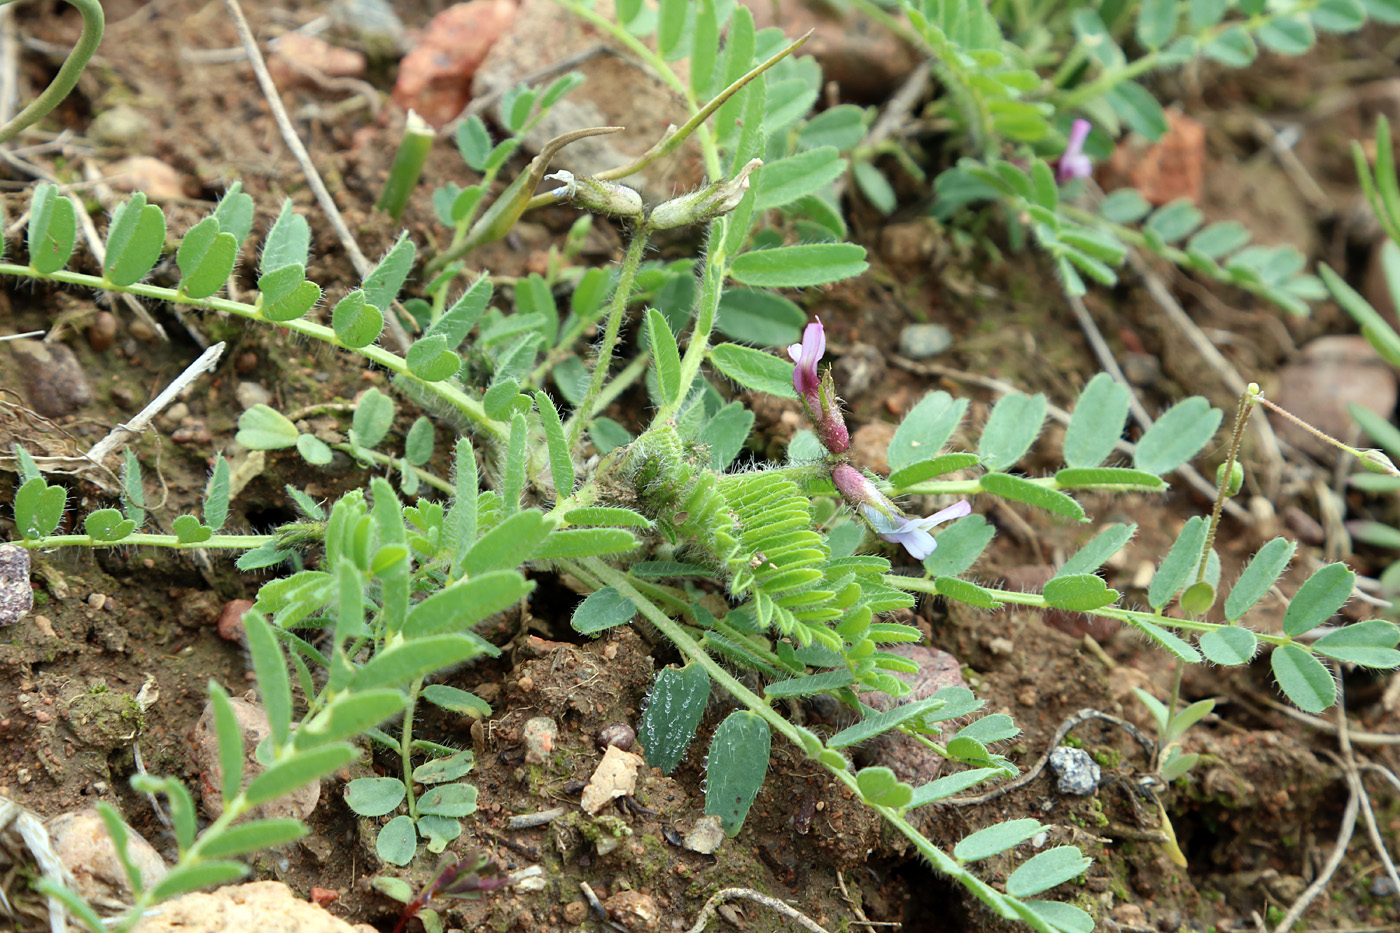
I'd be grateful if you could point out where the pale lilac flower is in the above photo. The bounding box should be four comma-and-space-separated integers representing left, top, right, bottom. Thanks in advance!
788, 318, 825, 402
861, 501, 973, 561
832, 464, 971, 560
1056, 119, 1094, 183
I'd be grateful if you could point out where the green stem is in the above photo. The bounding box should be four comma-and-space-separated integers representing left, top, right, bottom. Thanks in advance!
0, 0, 104, 144
0, 262, 508, 444
402, 678, 423, 819
1197, 386, 1253, 583
658, 224, 729, 424
333, 444, 454, 494
14, 532, 273, 550
567, 233, 650, 446
891, 575, 1300, 649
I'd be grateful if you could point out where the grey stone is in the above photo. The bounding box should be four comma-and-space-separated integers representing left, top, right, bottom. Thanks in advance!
235, 381, 272, 410
898, 323, 954, 360
11, 339, 93, 418
0, 545, 33, 626
1048, 746, 1101, 796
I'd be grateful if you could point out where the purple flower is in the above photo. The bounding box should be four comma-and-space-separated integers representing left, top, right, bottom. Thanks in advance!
860, 501, 972, 561
788, 318, 825, 402
1056, 119, 1094, 183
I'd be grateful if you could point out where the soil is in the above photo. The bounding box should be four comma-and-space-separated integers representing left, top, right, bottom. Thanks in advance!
3, 2, 1400, 933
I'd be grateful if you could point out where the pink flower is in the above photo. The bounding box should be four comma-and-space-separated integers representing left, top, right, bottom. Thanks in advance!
861, 501, 973, 561
1056, 119, 1094, 183
788, 318, 825, 402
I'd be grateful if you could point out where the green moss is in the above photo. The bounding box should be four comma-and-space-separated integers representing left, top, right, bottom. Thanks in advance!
1092, 747, 1122, 769
1062, 734, 1084, 749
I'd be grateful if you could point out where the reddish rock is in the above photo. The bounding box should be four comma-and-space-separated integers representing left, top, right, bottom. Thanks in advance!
187, 695, 321, 821
10, 339, 93, 418
309, 887, 339, 907
391, 1, 518, 126
849, 421, 897, 475
132, 881, 364, 933
217, 599, 254, 643
48, 809, 168, 906
743, 0, 919, 101
860, 644, 967, 784
1102, 109, 1206, 206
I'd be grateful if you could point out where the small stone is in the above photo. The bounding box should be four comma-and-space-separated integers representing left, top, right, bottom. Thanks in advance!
48, 808, 168, 907
898, 323, 954, 359
10, 339, 93, 418
580, 745, 643, 814
1049, 746, 1101, 796
521, 716, 557, 766
171, 421, 212, 445
131, 881, 364, 933
1120, 351, 1161, 389
161, 402, 190, 428
217, 599, 254, 643
595, 723, 636, 752
309, 886, 339, 907
391, 0, 517, 126
33, 615, 55, 638
87, 312, 117, 352
106, 156, 187, 201
188, 696, 320, 820
1270, 336, 1398, 462
604, 889, 660, 933
87, 593, 107, 611
269, 32, 366, 87
0, 545, 34, 626
1372, 874, 1399, 897
235, 351, 259, 374
328, 0, 407, 58
235, 381, 272, 410
89, 104, 147, 148
861, 645, 967, 784
682, 815, 725, 855
562, 900, 589, 925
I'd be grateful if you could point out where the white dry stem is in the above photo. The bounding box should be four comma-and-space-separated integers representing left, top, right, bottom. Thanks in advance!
0, 796, 72, 933
684, 887, 831, 933
85, 342, 225, 468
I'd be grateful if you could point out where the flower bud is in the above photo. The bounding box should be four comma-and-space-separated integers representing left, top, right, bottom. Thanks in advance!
546, 171, 644, 222
1216, 461, 1244, 497
1358, 448, 1400, 476
648, 159, 762, 230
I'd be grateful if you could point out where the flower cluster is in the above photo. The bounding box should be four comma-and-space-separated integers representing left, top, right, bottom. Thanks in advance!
790, 320, 971, 560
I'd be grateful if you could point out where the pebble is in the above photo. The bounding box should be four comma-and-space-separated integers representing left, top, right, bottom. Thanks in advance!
188, 696, 320, 820
898, 323, 954, 359
1270, 336, 1398, 461
217, 599, 254, 643
1048, 746, 1101, 796
86, 312, 117, 352
268, 32, 366, 87
235, 351, 259, 374
391, 0, 517, 126
848, 421, 897, 475
235, 381, 272, 410
0, 545, 33, 626
47, 808, 168, 906
682, 815, 725, 855
328, 0, 406, 58
171, 421, 212, 445
10, 339, 93, 417
160, 402, 190, 428
106, 156, 187, 201
521, 716, 557, 766
604, 890, 661, 933
89, 104, 147, 148
861, 645, 967, 784
129, 880, 367, 933
1372, 874, 1399, 897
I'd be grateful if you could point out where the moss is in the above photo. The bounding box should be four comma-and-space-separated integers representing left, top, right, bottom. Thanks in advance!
1062, 734, 1084, 749
1092, 747, 1122, 769
1088, 796, 1110, 829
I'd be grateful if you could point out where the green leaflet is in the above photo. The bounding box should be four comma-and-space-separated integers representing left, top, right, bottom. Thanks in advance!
704, 711, 770, 836
638, 664, 710, 775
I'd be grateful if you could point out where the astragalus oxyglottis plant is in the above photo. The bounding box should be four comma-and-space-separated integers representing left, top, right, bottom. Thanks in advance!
4, 1, 1400, 931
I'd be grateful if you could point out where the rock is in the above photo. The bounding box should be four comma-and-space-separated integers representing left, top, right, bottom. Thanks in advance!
581, 744, 643, 814
160, 401, 190, 429
1048, 746, 1101, 795
849, 421, 897, 475
0, 545, 33, 626
87, 312, 117, 352
682, 814, 724, 855
188, 696, 320, 821
89, 104, 147, 148
10, 339, 93, 418
132, 881, 366, 933
235, 381, 272, 410
217, 599, 254, 643
898, 323, 953, 359
106, 156, 187, 201
744, 0, 919, 101
604, 889, 660, 933
47, 808, 167, 909
327, 0, 407, 59
1102, 109, 1205, 206
833, 342, 886, 398
859, 644, 967, 784
471, 0, 705, 200
521, 716, 558, 766
391, 0, 517, 126
268, 33, 366, 87
60, 680, 144, 751
1269, 336, 1398, 461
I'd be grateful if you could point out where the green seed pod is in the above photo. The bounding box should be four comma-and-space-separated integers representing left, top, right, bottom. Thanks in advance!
1216, 461, 1244, 497
1180, 580, 1216, 617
